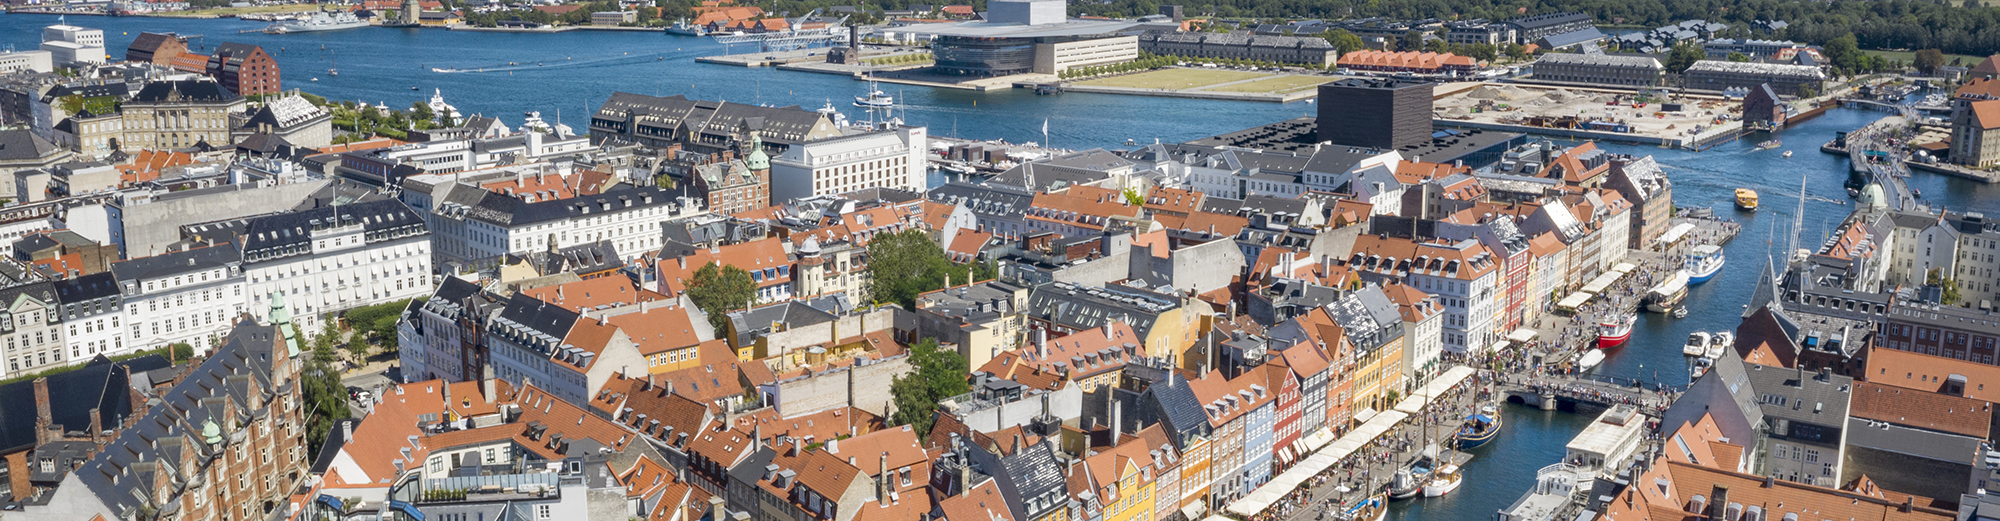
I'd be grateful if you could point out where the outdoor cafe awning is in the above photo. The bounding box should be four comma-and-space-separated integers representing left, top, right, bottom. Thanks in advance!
1557, 291, 1595, 311
1580, 269, 1626, 295
1227, 410, 1411, 517
1506, 328, 1539, 343
1656, 222, 1696, 246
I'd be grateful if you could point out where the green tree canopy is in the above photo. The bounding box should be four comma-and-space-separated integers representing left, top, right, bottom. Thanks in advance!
1323, 29, 1363, 54
889, 338, 969, 438
686, 262, 757, 331
302, 359, 351, 459
865, 229, 953, 308
1665, 43, 1706, 74
1727, 52, 1750, 62
1914, 49, 1945, 74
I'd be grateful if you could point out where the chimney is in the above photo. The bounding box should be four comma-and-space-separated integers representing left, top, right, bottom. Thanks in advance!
33, 377, 51, 445
343, 420, 355, 443
1111, 401, 1123, 442
827, 437, 839, 454
877, 452, 890, 506
442, 378, 452, 404
1708, 484, 1729, 520
483, 363, 497, 403
1036, 328, 1048, 360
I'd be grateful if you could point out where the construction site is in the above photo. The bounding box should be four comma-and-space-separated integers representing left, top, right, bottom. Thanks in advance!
1433, 83, 1745, 146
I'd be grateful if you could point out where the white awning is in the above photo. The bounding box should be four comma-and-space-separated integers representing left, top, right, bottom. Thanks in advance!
1610, 262, 1637, 274
1557, 291, 1595, 311
1656, 222, 1696, 245
1580, 269, 1625, 295
1506, 328, 1539, 343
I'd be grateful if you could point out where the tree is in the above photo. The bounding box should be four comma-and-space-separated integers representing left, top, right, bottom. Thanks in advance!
865, 229, 953, 308
1914, 49, 1945, 74
1324, 29, 1363, 54
1665, 43, 1706, 74
1823, 34, 1863, 72
1401, 29, 1425, 51
1928, 267, 1963, 306
685, 262, 757, 332
1727, 52, 1750, 62
301, 358, 351, 460
1503, 43, 1528, 60
889, 338, 969, 438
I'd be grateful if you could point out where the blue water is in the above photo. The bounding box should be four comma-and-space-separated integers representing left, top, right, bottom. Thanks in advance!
0, 14, 1309, 149
9, 15, 1997, 520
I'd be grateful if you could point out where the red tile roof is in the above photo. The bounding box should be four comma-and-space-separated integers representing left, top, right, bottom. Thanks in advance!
1971, 99, 2000, 130
522, 276, 666, 312
1850, 381, 1992, 438
1866, 345, 2000, 402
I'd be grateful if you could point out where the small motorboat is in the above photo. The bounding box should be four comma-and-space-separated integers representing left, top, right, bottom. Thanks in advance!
1691, 356, 1714, 379
1576, 349, 1606, 372
1673, 307, 1689, 318
1597, 314, 1634, 348
1735, 188, 1759, 211
1707, 331, 1732, 359
1683, 331, 1711, 357
1423, 464, 1464, 497
1782, 150, 1793, 158
1756, 139, 1781, 150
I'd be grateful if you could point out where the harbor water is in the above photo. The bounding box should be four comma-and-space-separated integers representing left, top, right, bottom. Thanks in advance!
7, 16, 2000, 519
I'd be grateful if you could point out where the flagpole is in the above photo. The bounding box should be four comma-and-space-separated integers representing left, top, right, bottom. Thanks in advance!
1042, 118, 1050, 151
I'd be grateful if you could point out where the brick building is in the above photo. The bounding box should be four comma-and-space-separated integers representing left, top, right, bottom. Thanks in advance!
206, 42, 281, 97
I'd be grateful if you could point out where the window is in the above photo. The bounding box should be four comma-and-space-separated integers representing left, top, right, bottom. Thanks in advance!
535, 504, 553, 521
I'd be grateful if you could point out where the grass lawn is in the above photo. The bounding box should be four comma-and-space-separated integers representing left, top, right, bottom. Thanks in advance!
1862, 49, 1989, 67
1074, 68, 1268, 90
1202, 74, 1334, 93
152, 4, 325, 17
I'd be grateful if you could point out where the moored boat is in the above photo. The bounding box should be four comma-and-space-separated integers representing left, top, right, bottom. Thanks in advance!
1335, 493, 1388, 521
1735, 188, 1758, 210
855, 79, 894, 108
1644, 270, 1691, 313
1597, 314, 1634, 348
1387, 460, 1431, 500
1682, 332, 1710, 357
264, 11, 367, 34
1422, 464, 1464, 497
1455, 405, 1501, 450
1576, 349, 1606, 372
1684, 244, 1725, 284
1707, 331, 1732, 359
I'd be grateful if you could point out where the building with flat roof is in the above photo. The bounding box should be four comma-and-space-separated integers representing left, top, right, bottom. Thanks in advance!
1317, 79, 1433, 150
1683, 60, 1825, 96
769, 125, 928, 203
1137, 32, 1336, 68
0, 50, 52, 75
39, 25, 104, 68
913, 21, 1140, 76
1530, 53, 1663, 87
1499, 12, 1593, 45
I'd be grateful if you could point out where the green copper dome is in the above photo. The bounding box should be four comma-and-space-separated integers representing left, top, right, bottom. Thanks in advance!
201, 420, 222, 444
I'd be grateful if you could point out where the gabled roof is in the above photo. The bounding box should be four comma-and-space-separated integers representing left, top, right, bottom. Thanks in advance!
1849, 381, 1990, 439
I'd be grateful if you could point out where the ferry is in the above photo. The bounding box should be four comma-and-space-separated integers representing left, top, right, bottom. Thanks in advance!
855, 79, 894, 108
1422, 464, 1464, 497
1455, 405, 1502, 449
264, 11, 367, 33
1597, 314, 1634, 348
1707, 331, 1732, 359
1644, 270, 1691, 313
1684, 244, 1725, 284
1576, 349, 1606, 372
1387, 459, 1432, 500
1335, 493, 1388, 521
1735, 188, 1758, 211
1682, 332, 1711, 357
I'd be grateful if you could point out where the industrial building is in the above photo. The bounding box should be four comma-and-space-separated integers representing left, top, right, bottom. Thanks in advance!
1682, 60, 1826, 96
1529, 53, 1664, 87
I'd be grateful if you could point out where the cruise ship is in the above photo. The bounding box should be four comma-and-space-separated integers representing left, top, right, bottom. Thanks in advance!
265, 11, 368, 33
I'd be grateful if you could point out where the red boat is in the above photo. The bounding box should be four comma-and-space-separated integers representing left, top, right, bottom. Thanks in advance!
1597, 314, 1635, 348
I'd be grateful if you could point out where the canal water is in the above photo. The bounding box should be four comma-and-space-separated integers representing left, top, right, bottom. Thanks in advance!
9, 15, 2000, 519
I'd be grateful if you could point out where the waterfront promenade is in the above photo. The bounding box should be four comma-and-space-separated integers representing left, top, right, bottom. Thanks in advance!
1517, 214, 1741, 372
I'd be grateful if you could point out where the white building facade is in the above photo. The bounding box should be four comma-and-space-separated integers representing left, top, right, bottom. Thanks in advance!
239, 198, 434, 336
112, 244, 247, 354
769, 126, 928, 203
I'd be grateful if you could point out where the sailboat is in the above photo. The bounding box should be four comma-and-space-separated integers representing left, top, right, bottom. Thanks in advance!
854, 77, 893, 108
328, 51, 338, 77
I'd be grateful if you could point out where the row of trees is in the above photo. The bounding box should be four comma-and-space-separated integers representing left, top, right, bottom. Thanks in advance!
1057, 0, 2000, 57
861, 52, 933, 66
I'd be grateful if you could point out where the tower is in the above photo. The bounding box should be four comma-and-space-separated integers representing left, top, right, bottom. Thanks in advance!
400, 0, 420, 26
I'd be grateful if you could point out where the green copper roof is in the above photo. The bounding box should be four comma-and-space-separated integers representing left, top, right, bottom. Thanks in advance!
745, 134, 770, 172
201, 420, 222, 444
270, 292, 300, 357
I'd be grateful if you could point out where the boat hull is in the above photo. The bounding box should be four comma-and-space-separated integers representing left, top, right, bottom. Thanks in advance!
1456, 422, 1500, 450
270, 21, 368, 33
1422, 477, 1461, 497
1687, 259, 1723, 284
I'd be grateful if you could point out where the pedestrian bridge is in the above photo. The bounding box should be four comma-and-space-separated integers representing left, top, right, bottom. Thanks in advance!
1498, 373, 1670, 416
